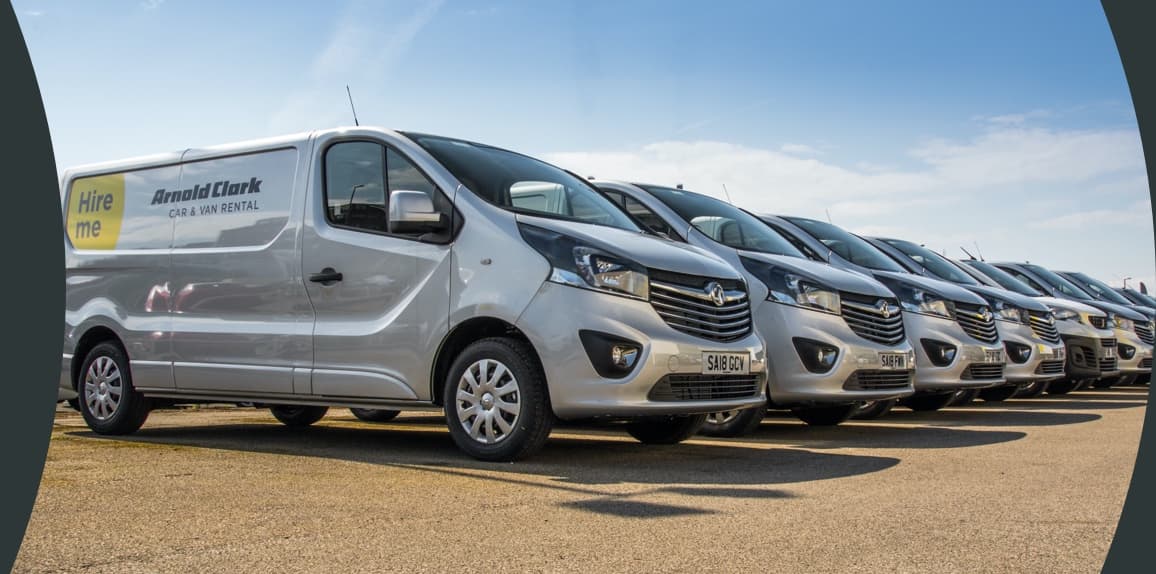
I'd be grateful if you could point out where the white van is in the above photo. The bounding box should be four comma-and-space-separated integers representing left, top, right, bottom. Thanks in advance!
59, 127, 767, 461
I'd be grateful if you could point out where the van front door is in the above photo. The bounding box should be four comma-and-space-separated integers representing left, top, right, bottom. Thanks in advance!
302, 139, 454, 402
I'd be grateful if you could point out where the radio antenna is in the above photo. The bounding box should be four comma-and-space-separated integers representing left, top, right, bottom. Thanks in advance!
973, 240, 985, 261
825, 208, 833, 223
960, 246, 976, 260
721, 184, 734, 204
346, 85, 360, 126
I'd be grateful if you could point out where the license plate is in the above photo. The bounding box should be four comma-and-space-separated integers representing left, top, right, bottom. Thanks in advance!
879, 352, 907, 370
702, 352, 750, 374
1104, 346, 1117, 359
984, 349, 1004, 363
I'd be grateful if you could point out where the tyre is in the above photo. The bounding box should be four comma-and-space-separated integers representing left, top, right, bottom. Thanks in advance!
699, 405, 767, 437
349, 408, 401, 423
948, 388, 980, 406
270, 405, 328, 427
900, 392, 955, 412
979, 385, 1019, 402
77, 341, 151, 435
626, 414, 708, 444
1046, 378, 1079, 395
65, 398, 81, 411
444, 337, 553, 462
851, 399, 896, 420
791, 404, 856, 426
1014, 380, 1049, 398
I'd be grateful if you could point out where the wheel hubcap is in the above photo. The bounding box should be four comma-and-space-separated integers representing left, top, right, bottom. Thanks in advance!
455, 359, 520, 445
83, 356, 122, 421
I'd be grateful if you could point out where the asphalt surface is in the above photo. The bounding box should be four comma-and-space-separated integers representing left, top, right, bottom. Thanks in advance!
16, 385, 1148, 573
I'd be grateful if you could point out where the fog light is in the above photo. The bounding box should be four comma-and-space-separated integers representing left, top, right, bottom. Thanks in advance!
1119, 344, 1136, 360
1005, 341, 1032, 364
611, 345, 639, 368
793, 337, 840, 373
579, 330, 642, 379
921, 339, 958, 367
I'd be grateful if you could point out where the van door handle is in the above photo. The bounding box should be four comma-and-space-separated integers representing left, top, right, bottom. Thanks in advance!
309, 268, 343, 285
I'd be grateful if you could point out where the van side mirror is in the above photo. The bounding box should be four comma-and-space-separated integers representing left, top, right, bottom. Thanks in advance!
389, 190, 445, 234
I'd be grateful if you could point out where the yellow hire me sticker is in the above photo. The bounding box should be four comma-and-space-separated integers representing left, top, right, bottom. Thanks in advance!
66, 174, 125, 249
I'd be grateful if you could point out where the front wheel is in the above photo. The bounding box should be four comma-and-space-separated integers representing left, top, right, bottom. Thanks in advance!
78, 342, 151, 435
900, 392, 956, 412
349, 408, 401, 423
626, 414, 708, 444
444, 337, 553, 462
948, 388, 980, 406
851, 399, 896, 420
1092, 376, 1121, 389
791, 404, 856, 426
699, 406, 767, 437
1047, 378, 1080, 395
979, 385, 1019, 402
1015, 380, 1049, 398
271, 405, 328, 427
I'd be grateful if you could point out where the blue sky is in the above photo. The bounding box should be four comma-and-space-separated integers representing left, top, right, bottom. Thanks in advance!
16, 0, 1155, 290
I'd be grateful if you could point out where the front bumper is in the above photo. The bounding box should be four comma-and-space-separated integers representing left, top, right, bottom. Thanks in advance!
906, 312, 1006, 391
517, 282, 768, 419
1114, 328, 1153, 374
998, 321, 1066, 384
756, 301, 914, 404
58, 354, 76, 400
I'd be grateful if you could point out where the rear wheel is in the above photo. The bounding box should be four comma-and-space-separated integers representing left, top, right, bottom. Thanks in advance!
78, 342, 151, 435
349, 408, 401, 423
626, 414, 708, 444
444, 337, 552, 462
700, 405, 767, 437
791, 404, 856, 426
270, 405, 328, 427
851, 399, 896, 420
1046, 378, 1080, 395
900, 392, 955, 412
979, 385, 1019, 402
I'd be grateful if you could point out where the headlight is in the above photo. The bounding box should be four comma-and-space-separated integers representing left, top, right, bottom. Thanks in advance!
1111, 314, 1134, 331
992, 299, 1029, 324
519, 223, 649, 300
740, 256, 840, 314
877, 277, 954, 319
1050, 307, 1081, 323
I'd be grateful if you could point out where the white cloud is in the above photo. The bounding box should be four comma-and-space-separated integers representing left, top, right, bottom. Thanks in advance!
1029, 199, 1153, 230
22, 10, 44, 17
780, 143, 821, 156
141, 0, 165, 10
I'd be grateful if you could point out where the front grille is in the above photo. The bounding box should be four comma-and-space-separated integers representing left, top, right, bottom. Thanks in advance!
1028, 311, 1062, 344
1135, 323, 1154, 345
1099, 357, 1118, 372
1101, 338, 1117, 349
955, 302, 999, 344
1090, 315, 1108, 329
963, 364, 1005, 380
648, 269, 752, 343
839, 293, 905, 345
1141, 358, 1153, 369
843, 370, 912, 391
648, 373, 762, 402
1034, 360, 1065, 376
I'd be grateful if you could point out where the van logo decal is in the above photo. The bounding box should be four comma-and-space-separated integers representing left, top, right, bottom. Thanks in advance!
150, 176, 263, 206
706, 282, 726, 306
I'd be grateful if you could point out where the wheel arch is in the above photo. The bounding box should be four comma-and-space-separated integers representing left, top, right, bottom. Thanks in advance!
430, 316, 544, 406
70, 325, 126, 390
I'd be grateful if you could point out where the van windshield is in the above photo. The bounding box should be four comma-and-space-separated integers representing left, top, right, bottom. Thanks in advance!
881, 238, 979, 286
961, 260, 1043, 296
1064, 272, 1134, 306
783, 217, 907, 272
640, 185, 804, 257
1022, 264, 1094, 301
407, 133, 640, 231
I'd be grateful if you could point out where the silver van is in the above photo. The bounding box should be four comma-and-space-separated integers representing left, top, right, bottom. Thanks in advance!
593, 182, 915, 434
864, 237, 1066, 402
760, 215, 1007, 414
59, 127, 767, 461
991, 263, 1152, 389
958, 260, 1121, 394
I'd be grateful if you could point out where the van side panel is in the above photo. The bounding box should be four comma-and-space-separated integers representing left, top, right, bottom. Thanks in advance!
63, 164, 180, 390
167, 147, 314, 394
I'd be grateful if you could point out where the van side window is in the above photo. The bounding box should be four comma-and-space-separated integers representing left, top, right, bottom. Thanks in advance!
325, 141, 388, 233
621, 196, 679, 240
1009, 270, 1047, 293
